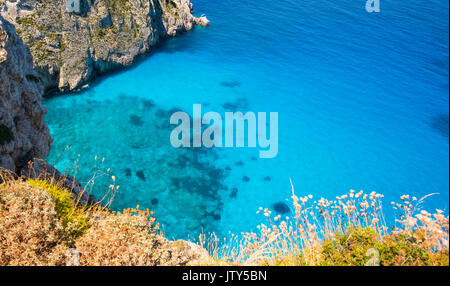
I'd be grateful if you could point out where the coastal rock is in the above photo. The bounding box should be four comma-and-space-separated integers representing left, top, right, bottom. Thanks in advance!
0, 16, 52, 172
168, 240, 215, 266
20, 158, 102, 206
272, 201, 290, 214
194, 16, 210, 27
0, 0, 210, 92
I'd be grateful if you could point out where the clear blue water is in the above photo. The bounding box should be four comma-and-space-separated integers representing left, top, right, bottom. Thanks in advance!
44, 0, 449, 239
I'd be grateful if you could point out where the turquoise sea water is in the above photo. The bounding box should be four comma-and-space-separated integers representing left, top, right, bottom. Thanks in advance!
44, 0, 449, 239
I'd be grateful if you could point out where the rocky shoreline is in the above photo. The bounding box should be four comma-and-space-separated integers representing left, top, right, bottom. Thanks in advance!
1, 0, 209, 201
0, 0, 209, 93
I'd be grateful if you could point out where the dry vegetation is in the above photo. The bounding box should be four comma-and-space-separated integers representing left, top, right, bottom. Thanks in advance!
0, 170, 448, 266
0, 170, 207, 266
198, 180, 449, 266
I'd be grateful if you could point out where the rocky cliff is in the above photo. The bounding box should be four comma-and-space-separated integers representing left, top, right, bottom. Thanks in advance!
0, 0, 209, 92
0, 16, 51, 172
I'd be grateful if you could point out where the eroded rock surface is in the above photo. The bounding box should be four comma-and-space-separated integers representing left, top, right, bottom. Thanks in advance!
0, 0, 209, 92
0, 16, 51, 172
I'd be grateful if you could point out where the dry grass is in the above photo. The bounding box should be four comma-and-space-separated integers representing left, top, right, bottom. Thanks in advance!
0, 169, 209, 266
198, 179, 449, 266
0, 172, 68, 266
74, 207, 167, 266
1, 168, 448, 266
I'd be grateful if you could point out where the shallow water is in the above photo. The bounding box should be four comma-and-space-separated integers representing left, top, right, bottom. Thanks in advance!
44, 0, 449, 239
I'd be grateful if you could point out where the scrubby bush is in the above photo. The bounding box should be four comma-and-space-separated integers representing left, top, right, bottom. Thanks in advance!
75, 207, 175, 266
320, 227, 449, 266
1, 172, 210, 266
0, 177, 68, 266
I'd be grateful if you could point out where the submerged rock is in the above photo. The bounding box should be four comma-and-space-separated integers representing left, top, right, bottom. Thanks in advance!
129, 114, 144, 126
221, 80, 241, 88
143, 99, 155, 110
431, 114, 449, 138
272, 201, 290, 214
222, 98, 249, 112
136, 170, 146, 181
230, 187, 238, 198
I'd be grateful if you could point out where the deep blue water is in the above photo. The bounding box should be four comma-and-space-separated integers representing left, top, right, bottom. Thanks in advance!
44, 0, 449, 239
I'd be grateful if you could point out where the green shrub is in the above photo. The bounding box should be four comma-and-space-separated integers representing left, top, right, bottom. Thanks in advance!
320, 227, 379, 266
27, 179, 89, 243
376, 232, 449, 266
319, 227, 448, 266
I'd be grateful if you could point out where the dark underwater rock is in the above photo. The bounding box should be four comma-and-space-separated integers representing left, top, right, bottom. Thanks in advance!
222, 98, 249, 112
272, 201, 290, 214
136, 170, 146, 181
242, 176, 250, 182
264, 176, 271, 182
230, 187, 238, 198
431, 114, 449, 138
143, 99, 155, 109
221, 80, 241, 88
129, 114, 144, 126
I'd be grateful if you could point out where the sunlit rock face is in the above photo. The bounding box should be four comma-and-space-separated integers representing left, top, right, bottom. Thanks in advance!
0, 0, 209, 92
0, 17, 51, 172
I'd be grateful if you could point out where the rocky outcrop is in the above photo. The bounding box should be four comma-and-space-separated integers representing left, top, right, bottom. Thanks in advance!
0, 0, 209, 92
168, 240, 215, 266
0, 16, 51, 172
20, 158, 102, 206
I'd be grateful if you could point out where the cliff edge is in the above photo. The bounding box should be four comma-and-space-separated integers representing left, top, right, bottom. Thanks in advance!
0, 0, 209, 92
0, 16, 51, 172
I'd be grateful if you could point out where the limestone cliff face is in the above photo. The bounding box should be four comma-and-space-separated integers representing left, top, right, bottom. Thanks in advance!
0, 16, 51, 172
0, 0, 209, 92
